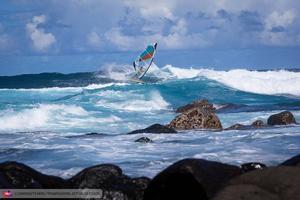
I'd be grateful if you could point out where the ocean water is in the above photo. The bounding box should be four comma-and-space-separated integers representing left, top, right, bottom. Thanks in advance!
0, 64, 300, 178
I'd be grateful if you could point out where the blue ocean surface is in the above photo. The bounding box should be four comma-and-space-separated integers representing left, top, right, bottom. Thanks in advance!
0, 63, 300, 178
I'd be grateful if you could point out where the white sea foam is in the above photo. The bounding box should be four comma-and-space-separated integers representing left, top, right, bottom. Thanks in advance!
0, 104, 88, 131
0, 83, 127, 92
158, 65, 300, 96
0, 104, 124, 132
97, 90, 170, 112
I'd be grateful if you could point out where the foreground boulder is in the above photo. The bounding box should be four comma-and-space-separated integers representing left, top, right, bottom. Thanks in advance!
280, 153, 300, 167
144, 158, 241, 200
176, 99, 215, 113
212, 166, 300, 200
267, 111, 296, 125
169, 107, 222, 130
69, 164, 150, 200
127, 124, 177, 134
0, 161, 69, 188
0, 162, 150, 200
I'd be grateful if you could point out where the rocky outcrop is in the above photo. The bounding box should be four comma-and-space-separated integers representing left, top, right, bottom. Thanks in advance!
280, 153, 300, 167
212, 166, 300, 200
176, 99, 215, 113
1, 155, 300, 200
69, 164, 150, 200
169, 107, 222, 130
267, 111, 296, 125
225, 120, 266, 130
143, 158, 241, 200
0, 161, 70, 189
0, 162, 150, 200
135, 137, 153, 143
240, 162, 267, 173
127, 124, 177, 134
224, 123, 246, 130
251, 120, 265, 127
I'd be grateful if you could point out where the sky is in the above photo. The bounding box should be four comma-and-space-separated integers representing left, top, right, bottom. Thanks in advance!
0, 0, 300, 75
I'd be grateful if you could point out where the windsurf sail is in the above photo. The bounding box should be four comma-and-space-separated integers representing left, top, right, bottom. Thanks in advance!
133, 42, 157, 79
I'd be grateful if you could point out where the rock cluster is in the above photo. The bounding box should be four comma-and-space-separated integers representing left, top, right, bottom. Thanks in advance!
128, 100, 297, 134
1, 154, 299, 200
225, 111, 297, 130
0, 162, 149, 200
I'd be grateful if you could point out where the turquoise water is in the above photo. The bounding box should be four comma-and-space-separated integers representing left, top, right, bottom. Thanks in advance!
0, 65, 300, 178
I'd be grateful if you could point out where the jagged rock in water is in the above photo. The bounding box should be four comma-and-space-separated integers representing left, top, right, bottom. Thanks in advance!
251, 120, 265, 128
267, 111, 296, 125
134, 137, 153, 143
128, 124, 177, 134
169, 107, 222, 130
224, 123, 246, 130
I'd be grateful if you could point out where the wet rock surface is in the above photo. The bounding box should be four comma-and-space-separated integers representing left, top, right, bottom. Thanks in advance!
212, 166, 300, 200
1, 154, 300, 200
169, 107, 222, 130
267, 111, 296, 125
143, 158, 241, 200
0, 161, 69, 189
69, 164, 150, 200
134, 137, 153, 143
127, 124, 177, 134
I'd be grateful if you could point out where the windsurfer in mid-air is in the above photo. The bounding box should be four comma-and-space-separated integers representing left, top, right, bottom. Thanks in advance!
132, 43, 157, 81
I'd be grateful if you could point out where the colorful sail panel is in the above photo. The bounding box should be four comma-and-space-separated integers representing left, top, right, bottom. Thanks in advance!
133, 43, 157, 79
139, 45, 155, 61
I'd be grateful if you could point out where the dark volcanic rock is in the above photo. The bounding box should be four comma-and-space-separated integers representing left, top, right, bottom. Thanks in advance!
127, 124, 177, 134
280, 154, 300, 166
267, 111, 296, 125
0, 161, 69, 189
225, 120, 267, 130
69, 164, 150, 200
212, 184, 280, 200
241, 162, 267, 173
212, 166, 300, 200
224, 123, 246, 130
251, 120, 265, 127
134, 137, 153, 143
176, 99, 215, 113
168, 107, 222, 130
143, 158, 241, 200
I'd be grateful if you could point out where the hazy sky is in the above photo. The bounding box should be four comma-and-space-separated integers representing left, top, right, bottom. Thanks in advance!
0, 0, 300, 74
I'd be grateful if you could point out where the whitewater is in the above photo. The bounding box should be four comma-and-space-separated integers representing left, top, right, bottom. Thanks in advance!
0, 65, 299, 178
